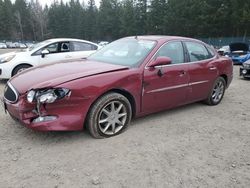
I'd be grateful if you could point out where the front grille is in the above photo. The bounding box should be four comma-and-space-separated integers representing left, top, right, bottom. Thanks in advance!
4, 82, 19, 103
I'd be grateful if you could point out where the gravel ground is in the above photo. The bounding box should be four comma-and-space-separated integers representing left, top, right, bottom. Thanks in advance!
0, 49, 250, 187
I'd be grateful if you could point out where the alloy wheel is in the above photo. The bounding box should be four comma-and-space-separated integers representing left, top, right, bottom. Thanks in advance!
212, 80, 225, 103
98, 101, 127, 135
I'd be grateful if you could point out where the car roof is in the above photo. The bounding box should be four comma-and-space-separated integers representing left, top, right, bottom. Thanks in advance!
124, 35, 201, 43
46, 38, 98, 45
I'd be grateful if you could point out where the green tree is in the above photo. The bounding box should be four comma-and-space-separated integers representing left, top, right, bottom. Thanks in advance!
85, 0, 98, 40
68, 0, 85, 39
47, 0, 71, 38
0, 0, 14, 40
134, 0, 148, 35
120, 0, 136, 36
98, 0, 121, 40
29, 0, 48, 41
14, 0, 33, 40
148, 0, 167, 34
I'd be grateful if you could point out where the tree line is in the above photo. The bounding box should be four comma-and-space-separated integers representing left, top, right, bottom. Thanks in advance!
0, 0, 250, 42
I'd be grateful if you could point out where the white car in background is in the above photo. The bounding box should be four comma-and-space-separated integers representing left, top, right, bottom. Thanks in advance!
217, 45, 230, 56
0, 38, 100, 79
98, 41, 109, 47
0, 43, 7, 49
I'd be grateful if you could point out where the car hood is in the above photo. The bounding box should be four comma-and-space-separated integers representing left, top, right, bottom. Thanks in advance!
230, 43, 249, 52
0, 52, 16, 58
0, 50, 27, 58
9, 60, 129, 94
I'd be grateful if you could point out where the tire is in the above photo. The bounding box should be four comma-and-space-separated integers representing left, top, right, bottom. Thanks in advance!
12, 64, 32, 76
87, 92, 132, 139
204, 77, 226, 105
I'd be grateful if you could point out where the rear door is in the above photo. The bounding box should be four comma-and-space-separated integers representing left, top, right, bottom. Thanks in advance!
184, 41, 218, 102
142, 41, 189, 113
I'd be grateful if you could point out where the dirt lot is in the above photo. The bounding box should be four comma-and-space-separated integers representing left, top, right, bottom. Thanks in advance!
0, 49, 250, 187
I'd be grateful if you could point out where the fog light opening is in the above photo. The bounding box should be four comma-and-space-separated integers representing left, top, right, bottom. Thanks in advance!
242, 70, 247, 75
32, 116, 57, 123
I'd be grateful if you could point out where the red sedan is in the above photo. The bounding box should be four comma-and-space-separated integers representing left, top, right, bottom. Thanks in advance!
3, 36, 233, 138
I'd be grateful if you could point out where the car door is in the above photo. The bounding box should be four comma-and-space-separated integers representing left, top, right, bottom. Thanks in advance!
184, 41, 218, 102
142, 41, 189, 113
69, 41, 98, 59
37, 41, 73, 65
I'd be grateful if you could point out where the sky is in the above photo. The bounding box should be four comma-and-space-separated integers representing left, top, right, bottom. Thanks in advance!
11, 0, 101, 7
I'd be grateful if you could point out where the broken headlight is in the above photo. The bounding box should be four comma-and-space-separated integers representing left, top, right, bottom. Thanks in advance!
27, 88, 70, 103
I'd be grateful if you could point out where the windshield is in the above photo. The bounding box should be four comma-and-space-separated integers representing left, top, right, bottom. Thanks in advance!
29, 40, 52, 51
88, 38, 156, 67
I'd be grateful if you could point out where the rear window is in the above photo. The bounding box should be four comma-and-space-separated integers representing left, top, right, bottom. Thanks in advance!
206, 46, 216, 57
185, 42, 211, 62
70, 42, 97, 51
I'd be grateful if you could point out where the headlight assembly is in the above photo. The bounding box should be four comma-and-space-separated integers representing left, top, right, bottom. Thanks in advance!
0, 54, 16, 64
27, 90, 36, 103
26, 88, 70, 104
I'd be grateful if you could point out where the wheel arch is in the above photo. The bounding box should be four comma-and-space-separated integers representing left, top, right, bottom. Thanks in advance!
84, 88, 137, 128
219, 74, 228, 85
108, 88, 136, 118
12, 63, 33, 76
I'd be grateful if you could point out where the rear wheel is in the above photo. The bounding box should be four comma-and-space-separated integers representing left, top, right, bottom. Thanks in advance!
204, 77, 226, 105
87, 92, 132, 138
12, 64, 32, 76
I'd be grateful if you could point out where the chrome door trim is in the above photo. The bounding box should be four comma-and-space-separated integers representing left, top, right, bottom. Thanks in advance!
146, 84, 189, 94
189, 80, 209, 86
145, 80, 209, 94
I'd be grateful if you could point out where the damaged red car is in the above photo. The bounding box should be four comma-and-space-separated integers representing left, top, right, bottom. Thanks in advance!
2, 36, 233, 138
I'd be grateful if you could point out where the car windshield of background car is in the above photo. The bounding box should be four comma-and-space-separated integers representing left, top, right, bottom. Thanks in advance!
29, 40, 52, 51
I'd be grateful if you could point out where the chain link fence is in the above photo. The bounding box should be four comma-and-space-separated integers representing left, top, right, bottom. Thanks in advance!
199, 37, 250, 48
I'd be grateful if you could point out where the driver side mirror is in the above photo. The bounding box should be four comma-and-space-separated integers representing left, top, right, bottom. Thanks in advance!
148, 56, 172, 68
41, 49, 49, 58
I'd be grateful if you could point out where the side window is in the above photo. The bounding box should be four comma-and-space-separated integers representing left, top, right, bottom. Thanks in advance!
70, 42, 97, 51
33, 42, 59, 55
206, 45, 216, 58
155, 41, 184, 64
60, 42, 70, 52
185, 42, 210, 62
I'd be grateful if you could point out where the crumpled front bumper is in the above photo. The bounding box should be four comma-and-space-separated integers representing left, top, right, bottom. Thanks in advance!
3, 94, 88, 131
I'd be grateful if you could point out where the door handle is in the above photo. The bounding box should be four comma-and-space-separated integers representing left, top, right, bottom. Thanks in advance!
179, 70, 186, 76
209, 67, 217, 70
65, 55, 72, 58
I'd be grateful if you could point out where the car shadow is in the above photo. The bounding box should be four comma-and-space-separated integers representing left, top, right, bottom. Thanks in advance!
131, 102, 202, 126
241, 77, 250, 81
18, 127, 93, 143
17, 102, 204, 143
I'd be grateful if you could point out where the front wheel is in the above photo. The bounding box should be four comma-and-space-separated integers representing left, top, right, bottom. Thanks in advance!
204, 77, 226, 105
87, 92, 132, 138
12, 64, 32, 76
